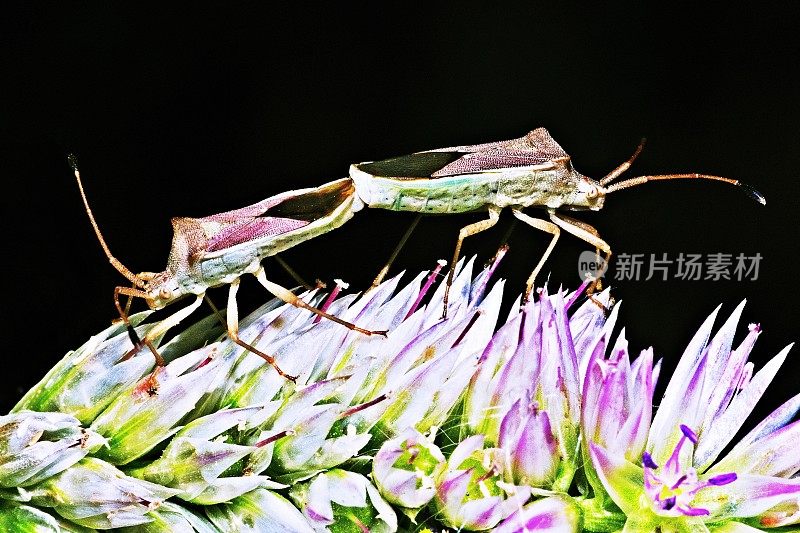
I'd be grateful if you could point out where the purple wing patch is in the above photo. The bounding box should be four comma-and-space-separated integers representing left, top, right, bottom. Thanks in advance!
202, 196, 288, 223
205, 217, 309, 252
430, 128, 571, 177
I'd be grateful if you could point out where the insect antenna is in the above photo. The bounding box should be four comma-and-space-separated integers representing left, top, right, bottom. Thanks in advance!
604, 173, 766, 205
68, 155, 149, 288
600, 138, 647, 186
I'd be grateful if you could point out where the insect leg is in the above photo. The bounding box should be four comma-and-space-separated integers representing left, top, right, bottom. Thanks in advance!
120, 272, 160, 321
137, 295, 204, 345
224, 278, 297, 382
273, 255, 314, 290
510, 210, 560, 302
549, 211, 613, 309
254, 267, 389, 336
370, 214, 422, 290
123, 294, 203, 395
114, 286, 164, 366
441, 206, 501, 319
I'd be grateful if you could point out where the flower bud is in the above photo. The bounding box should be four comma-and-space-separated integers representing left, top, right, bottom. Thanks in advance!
289, 469, 397, 532
128, 406, 279, 505
27, 457, 180, 529
434, 435, 531, 530
372, 427, 445, 510
0, 411, 105, 487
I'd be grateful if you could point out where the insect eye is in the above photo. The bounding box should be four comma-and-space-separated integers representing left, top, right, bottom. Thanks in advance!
159, 288, 173, 300
587, 186, 598, 198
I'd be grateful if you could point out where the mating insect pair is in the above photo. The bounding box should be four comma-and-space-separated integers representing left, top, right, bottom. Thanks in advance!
73, 128, 765, 383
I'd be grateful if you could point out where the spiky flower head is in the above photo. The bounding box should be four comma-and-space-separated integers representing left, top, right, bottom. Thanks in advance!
3, 257, 797, 531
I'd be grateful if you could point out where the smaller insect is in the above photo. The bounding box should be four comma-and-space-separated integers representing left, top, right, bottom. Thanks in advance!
350, 128, 765, 316
72, 158, 383, 383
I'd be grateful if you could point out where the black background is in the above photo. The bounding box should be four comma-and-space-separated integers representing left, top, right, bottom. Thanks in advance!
3, 4, 799, 422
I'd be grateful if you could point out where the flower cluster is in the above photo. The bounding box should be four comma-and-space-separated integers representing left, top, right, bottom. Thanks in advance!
2, 256, 797, 532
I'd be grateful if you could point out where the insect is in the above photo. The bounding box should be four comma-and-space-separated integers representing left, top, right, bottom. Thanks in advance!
72, 158, 385, 383
350, 127, 765, 316
74, 128, 764, 381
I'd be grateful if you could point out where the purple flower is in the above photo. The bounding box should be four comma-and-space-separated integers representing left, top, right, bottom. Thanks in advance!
586, 301, 800, 530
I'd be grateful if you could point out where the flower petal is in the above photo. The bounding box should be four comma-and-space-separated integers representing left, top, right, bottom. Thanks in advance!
588, 443, 644, 515
649, 305, 721, 456
206, 488, 314, 533
693, 473, 800, 523
694, 344, 792, 470
494, 495, 583, 533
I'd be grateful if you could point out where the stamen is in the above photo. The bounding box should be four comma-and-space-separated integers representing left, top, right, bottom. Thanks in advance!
708, 473, 737, 486
255, 429, 292, 448
476, 465, 497, 484
340, 393, 389, 419
404, 260, 447, 319
470, 244, 508, 304
406, 445, 419, 465
313, 279, 348, 324
679, 424, 698, 444
452, 311, 482, 348
670, 475, 688, 490
665, 425, 696, 474
642, 452, 659, 470
643, 424, 739, 518
679, 506, 710, 517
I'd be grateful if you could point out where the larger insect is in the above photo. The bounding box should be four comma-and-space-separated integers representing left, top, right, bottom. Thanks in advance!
350, 127, 764, 315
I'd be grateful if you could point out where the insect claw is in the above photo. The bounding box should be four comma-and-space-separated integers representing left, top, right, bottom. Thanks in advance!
351, 325, 389, 337
134, 366, 162, 398
588, 295, 610, 313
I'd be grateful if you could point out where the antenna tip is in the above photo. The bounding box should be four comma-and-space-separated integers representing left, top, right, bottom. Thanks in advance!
67, 153, 79, 173
738, 182, 766, 206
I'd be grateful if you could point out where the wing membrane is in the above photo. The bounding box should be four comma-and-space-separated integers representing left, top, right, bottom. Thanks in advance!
199, 178, 355, 253
356, 128, 570, 179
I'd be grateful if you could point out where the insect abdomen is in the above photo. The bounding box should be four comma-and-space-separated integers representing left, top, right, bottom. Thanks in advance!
358, 175, 498, 214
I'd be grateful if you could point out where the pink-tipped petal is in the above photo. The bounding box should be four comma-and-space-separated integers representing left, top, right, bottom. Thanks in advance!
508, 409, 558, 487
694, 345, 792, 470
649, 305, 720, 452
494, 496, 582, 533
692, 474, 800, 522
